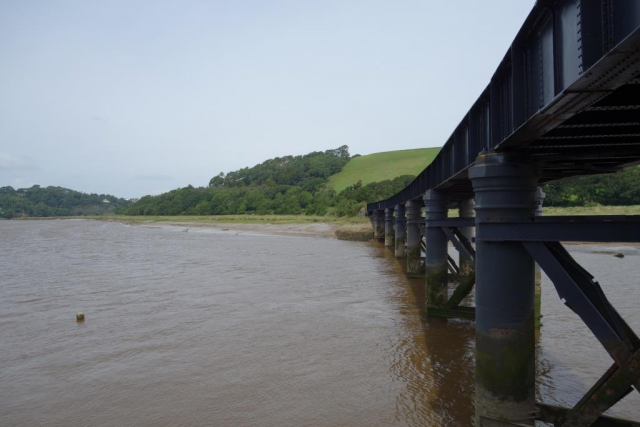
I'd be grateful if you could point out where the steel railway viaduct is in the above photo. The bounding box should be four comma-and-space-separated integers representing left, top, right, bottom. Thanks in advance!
365, 1, 640, 426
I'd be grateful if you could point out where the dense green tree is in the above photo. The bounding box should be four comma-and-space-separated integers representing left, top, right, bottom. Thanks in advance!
542, 165, 640, 206
118, 146, 353, 217
0, 186, 131, 218
7, 156, 640, 220
113, 150, 640, 219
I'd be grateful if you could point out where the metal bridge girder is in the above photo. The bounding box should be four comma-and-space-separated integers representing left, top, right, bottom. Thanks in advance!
477, 216, 640, 243
521, 240, 640, 425
367, 1, 640, 214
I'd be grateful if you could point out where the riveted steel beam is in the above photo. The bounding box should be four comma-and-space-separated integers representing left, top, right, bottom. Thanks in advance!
367, 3, 640, 213
477, 216, 640, 243
536, 403, 640, 427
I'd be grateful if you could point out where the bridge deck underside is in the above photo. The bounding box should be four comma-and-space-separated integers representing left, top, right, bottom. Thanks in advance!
532, 79, 640, 182
443, 76, 640, 197
367, 0, 640, 212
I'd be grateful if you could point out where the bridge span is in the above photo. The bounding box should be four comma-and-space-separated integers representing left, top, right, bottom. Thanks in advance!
366, 1, 640, 426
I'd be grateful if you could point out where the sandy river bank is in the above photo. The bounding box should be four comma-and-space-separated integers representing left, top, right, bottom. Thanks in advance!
95, 217, 369, 239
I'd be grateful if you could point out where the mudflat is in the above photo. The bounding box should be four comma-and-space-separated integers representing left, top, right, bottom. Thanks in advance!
101, 217, 340, 238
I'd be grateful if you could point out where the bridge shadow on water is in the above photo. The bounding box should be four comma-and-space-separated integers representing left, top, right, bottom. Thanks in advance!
370, 241, 476, 426
367, 241, 620, 426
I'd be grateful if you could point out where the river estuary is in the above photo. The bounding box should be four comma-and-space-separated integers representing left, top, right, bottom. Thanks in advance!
1, 220, 639, 426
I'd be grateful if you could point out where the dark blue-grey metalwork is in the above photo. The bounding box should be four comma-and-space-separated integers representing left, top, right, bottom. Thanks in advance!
476, 215, 640, 242
367, 0, 640, 213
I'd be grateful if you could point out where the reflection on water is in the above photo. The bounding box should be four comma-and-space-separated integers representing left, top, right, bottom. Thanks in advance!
380, 256, 475, 426
0, 220, 638, 426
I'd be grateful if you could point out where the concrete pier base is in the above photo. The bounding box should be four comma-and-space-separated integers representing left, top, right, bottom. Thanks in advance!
384, 208, 395, 248
423, 190, 449, 312
469, 153, 539, 426
405, 200, 422, 276
395, 204, 406, 258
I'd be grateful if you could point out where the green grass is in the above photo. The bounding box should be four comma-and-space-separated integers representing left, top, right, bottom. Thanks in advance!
447, 205, 640, 217
17, 206, 640, 227
328, 147, 440, 193
543, 205, 640, 216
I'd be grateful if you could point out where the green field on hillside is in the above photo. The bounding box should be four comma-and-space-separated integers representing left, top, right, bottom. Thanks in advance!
328, 148, 440, 193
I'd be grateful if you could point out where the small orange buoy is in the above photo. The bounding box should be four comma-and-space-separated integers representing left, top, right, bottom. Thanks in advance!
76, 312, 85, 322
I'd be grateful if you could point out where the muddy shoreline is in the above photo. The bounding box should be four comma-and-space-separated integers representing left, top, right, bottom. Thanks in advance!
19, 217, 640, 251
98, 217, 343, 239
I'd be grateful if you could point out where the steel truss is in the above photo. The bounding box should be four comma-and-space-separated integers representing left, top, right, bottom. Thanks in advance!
476, 215, 640, 427
427, 218, 477, 321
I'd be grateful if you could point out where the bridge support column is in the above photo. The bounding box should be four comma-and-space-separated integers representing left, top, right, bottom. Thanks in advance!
384, 208, 395, 248
405, 200, 422, 276
424, 190, 449, 312
458, 198, 475, 277
373, 210, 384, 242
394, 204, 406, 258
534, 188, 545, 329
469, 153, 539, 426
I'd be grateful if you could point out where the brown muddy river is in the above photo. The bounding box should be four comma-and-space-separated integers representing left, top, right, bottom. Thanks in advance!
1, 220, 639, 426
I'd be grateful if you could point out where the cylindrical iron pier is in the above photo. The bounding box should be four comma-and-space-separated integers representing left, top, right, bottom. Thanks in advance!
384, 208, 395, 248
423, 190, 449, 312
469, 153, 539, 426
405, 200, 422, 276
395, 204, 407, 258
373, 210, 384, 242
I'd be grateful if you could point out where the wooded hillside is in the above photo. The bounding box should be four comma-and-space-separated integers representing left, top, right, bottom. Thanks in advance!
0, 186, 131, 218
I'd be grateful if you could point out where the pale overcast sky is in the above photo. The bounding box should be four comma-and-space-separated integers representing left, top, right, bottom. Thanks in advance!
1, 0, 536, 198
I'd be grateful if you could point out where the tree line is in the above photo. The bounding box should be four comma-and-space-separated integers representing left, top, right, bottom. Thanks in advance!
4, 148, 640, 219
543, 164, 640, 206
117, 145, 413, 217
0, 185, 131, 219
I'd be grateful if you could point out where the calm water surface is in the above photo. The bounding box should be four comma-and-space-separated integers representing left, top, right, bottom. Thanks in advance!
1, 220, 639, 426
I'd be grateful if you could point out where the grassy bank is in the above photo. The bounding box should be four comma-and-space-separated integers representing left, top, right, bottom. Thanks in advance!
328, 148, 440, 193
18, 205, 640, 225
93, 214, 372, 241
87, 214, 370, 225
334, 223, 374, 241
447, 205, 640, 217
15, 205, 640, 242
543, 205, 640, 216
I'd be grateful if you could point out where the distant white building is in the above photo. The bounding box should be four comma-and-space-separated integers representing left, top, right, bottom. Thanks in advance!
102, 199, 110, 203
